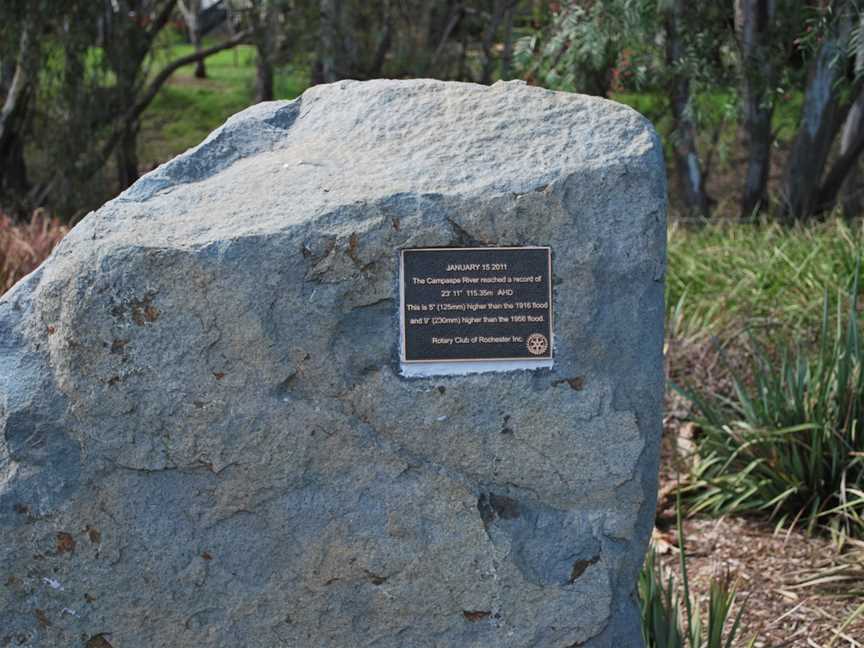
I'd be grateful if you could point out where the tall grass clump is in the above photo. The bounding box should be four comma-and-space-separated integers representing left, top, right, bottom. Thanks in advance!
681, 263, 864, 543
640, 497, 752, 647
667, 219, 863, 339
0, 210, 68, 293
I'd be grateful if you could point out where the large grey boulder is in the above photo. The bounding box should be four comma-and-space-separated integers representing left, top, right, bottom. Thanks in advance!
0, 79, 666, 647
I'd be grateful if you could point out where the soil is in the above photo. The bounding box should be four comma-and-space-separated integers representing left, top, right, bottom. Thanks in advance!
659, 385, 864, 647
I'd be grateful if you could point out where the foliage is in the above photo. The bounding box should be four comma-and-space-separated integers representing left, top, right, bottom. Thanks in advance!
0, 210, 68, 292
640, 496, 752, 648
514, 1, 736, 97
666, 219, 864, 338
514, 0, 649, 95
679, 261, 864, 543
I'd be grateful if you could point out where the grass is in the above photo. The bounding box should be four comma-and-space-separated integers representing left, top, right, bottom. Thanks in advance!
666, 219, 864, 340
139, 41, 309, 167
678, 259, 864, 543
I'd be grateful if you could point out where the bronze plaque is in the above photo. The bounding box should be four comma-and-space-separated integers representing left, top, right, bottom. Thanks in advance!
400, 247, 553, 363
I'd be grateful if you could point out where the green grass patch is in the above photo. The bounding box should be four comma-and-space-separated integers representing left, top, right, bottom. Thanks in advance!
667, 219, 864, 339
679, 265, 864, 543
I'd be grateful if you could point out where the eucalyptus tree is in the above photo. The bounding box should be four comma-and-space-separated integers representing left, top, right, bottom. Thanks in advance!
312, 0, 525, 84
63, 0, 248, 192
178, 0, 208, 78
0, 1, 52, 207
233, 0, 316, 103
780, 0, 864, 220
0, 16, 35, 203
516, 0, 736, 218
734, 1, 804, 219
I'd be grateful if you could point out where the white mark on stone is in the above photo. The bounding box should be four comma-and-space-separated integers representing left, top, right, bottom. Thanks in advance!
60, 607, 77, 617
43, 577, 63, 590
436, 415, 448, 422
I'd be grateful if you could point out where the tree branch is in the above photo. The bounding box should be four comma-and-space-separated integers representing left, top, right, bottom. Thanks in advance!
41, 30, 250, 198
0, 22, 34, 148
431, 3, 463, 67
132, 29, 250, 124
146, 0, 180, 44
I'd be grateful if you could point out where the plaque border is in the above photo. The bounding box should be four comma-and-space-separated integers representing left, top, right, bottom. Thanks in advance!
399, 246, 554, 364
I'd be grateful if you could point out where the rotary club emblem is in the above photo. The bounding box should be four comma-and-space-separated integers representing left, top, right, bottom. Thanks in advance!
526, 333, 548, 356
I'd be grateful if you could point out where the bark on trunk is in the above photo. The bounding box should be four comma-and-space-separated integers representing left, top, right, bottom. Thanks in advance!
736, 0, 777, 218
815, 85, 864, 213
500, 1, 515, 81
256, 57, 274, 102
480, 0, 508, 84
0, 23, 35, 200
838, 93, 864, 215
116, 124, 140, 189
366, 0, 392, 78
838, 12, 864, 216
317, 0, 342, 83
252, 1, 277, 102
0, 129, 29, 199
192, 30, 206, 79
663, 0, 711, 217
781, 6, 853, 221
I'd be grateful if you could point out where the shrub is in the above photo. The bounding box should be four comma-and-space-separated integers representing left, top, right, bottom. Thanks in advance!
0, 210, 69, 294
680, 263, 864, 543
667, 219, 863, 338
640, 498, 752, 648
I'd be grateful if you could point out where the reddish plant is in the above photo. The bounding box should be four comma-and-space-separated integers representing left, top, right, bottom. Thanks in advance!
0, 209, 69, 294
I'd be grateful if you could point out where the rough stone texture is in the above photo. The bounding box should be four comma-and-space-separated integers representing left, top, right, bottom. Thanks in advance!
0, 79, 665, 647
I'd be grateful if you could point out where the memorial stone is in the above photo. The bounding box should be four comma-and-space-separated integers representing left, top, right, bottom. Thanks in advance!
0, 79, 666, 647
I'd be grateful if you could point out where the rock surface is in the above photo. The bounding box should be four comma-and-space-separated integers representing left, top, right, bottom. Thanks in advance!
0, 79, 666, 647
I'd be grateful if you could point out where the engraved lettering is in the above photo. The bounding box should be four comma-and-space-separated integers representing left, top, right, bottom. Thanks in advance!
401, 247, 553, 363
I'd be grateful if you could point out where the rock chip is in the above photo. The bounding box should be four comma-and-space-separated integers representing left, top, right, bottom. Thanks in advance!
0, 79, 666, 647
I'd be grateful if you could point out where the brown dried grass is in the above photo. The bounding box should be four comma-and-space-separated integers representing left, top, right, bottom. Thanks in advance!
0, 209, 68, 294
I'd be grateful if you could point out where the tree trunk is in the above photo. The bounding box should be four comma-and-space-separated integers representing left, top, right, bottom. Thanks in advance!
252, 1, 276, 101
192, 29, 206, 79
736, 0, 777, 219
781, 5, 853, 222
0, 23, 35, 202
116, 124, 140, 189
256, 56, 274, 102
0, 129, 30, 200
838, 11, 864, 216
663, 0, 711, 217
458, 15, 469, 81
317, 0, 342, 83
180, 0, 207, 78
814, 84, 864, 213
366, 0, 392, 78
838, 94, 864, 216
480, 0, 509, 85
500, 1, 516, 81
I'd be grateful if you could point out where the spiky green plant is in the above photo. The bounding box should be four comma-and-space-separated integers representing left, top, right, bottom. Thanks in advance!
640, 495, 752, 648
680, 261, 864, 543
